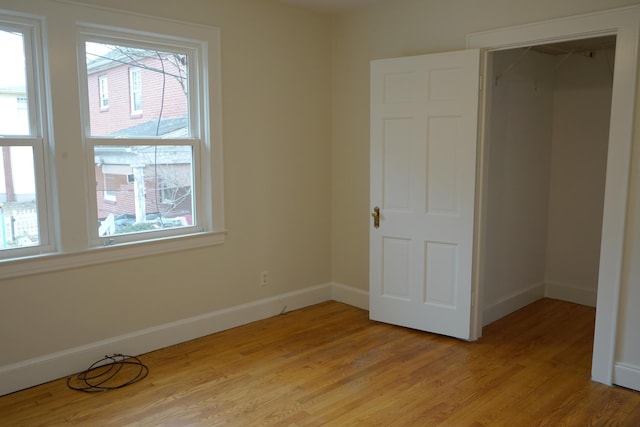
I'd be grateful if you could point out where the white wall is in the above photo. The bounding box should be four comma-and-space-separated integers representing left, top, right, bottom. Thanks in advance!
483, 46, 613, 323
545, 48, 613, 305
482, 49, 555, 324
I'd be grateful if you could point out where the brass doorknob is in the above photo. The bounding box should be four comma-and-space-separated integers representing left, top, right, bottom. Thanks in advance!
371, 206, 380, 228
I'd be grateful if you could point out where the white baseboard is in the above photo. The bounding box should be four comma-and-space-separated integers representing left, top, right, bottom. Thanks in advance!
331, 282, 369, 310
482, 282, 545, 326
613, 362, 640, 392
0, 279, 608, 397
544, 281, 597, 307
0, 283, 334, 397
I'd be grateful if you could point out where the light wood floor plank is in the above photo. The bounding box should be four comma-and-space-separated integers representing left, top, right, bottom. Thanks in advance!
1, 298, 639, 426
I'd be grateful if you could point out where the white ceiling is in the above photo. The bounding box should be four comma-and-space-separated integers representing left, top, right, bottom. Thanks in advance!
278, 0, 381, 14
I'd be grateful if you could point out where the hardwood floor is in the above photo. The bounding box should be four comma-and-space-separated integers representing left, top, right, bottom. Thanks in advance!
1, 298, 639, 426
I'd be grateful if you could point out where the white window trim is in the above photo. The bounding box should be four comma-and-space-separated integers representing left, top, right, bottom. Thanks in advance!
78, 28, 206, 247
0, 12, 56, 261
0, 3, 225, 278
0, 231, 226, 280
75, 16, 224, 247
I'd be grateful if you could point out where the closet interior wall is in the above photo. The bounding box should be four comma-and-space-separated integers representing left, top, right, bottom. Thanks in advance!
482, 44, 615, 325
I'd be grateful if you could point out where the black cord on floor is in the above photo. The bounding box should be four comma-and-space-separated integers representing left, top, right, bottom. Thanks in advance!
67, 354, 149, 393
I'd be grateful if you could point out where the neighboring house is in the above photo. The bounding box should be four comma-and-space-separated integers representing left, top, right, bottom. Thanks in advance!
1, 49, 192, 222
94, 144, 193, 228
86, 49, 187, 136
0, 86, 27, 136
0, 86, 35, 203
85, 47, 193, 231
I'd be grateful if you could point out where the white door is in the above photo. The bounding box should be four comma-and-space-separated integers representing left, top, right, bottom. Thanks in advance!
369, 49, 481, 340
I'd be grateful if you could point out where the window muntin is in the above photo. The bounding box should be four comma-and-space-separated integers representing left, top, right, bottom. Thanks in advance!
0, 18, 53, 259
80, 32, 203, 245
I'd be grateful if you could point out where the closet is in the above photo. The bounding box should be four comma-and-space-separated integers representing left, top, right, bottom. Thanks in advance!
482, 36, 616, 325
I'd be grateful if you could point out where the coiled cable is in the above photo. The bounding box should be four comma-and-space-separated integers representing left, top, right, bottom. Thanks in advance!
67, 354, 149, 392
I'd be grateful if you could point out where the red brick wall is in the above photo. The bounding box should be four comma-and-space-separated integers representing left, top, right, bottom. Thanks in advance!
87, 56, 188, 136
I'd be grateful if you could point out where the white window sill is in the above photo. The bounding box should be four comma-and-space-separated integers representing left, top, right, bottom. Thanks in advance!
0, 230, 226, 280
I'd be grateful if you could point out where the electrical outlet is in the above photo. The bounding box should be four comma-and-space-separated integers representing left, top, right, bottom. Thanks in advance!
260, 271, 269, 286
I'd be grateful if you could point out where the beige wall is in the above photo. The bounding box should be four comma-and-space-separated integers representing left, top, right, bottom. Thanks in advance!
3, 0, 640, 391
330, 0, 637, 290
0, 0, 332, 366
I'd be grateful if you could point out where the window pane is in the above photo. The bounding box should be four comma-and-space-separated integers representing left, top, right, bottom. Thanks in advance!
95, 145, 194, 237
85, 42, 189, 138
0, 146, 39, 249
0, 29, 29, 136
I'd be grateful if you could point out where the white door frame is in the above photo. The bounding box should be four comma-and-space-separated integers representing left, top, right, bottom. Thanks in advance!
468, 5, 640, 385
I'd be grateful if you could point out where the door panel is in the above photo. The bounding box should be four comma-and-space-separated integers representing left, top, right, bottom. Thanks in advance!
370, 49, 481, 340
382, 237, 411, 300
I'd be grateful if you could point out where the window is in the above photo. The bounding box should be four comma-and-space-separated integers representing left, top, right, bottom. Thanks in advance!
103, 173, 117, 202
0, 5, 223, 273
16, 97, 28, 125
129, 67, 142, 115
98, 75, 108, 109
79, 26, 218, 247
0, 15, 53, 260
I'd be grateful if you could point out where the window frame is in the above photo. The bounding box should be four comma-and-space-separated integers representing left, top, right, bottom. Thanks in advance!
77, 24, 221, 248
80, 32, 199, 244
0, 13, 55, 261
